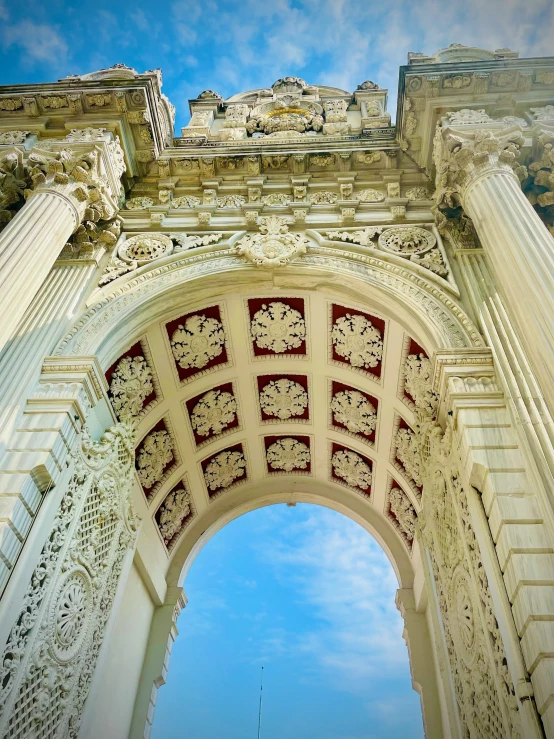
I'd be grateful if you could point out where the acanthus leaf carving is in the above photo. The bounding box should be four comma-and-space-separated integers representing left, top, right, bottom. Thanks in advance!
434, 124, 524, 212
27, 146, 119, 222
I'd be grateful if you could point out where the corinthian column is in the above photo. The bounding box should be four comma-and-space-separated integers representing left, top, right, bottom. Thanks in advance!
435, 123, 554, 412
0, 143, 119, 353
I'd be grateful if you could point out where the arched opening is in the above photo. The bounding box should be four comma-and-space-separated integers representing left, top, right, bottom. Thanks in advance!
58, 255, 479, 739
152, 503, 424, 739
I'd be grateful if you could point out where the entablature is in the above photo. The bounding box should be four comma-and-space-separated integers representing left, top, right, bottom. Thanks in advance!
0, 65, 175, 181
397, 54, 554, 175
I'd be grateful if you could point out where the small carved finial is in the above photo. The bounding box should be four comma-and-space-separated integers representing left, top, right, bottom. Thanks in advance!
197, 90, 222, 100
357, 80, 381, 91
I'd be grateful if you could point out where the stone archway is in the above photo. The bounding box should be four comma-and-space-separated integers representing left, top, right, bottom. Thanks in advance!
0, 241, 548, 739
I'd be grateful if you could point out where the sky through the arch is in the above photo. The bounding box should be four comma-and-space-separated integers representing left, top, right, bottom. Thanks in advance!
151, 504, 424, 739
0, 0, 553, 130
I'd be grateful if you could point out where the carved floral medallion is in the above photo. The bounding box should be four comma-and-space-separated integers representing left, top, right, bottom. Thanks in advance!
170, 314, 225, 370
203, 447, 246, 493
331, 447, 373, 492
266, 437, 311, 472
136, 429, 174, 490
259, 377, 309, 420
250, 301, 306, 354
395, 424, 422, 487
403, 353, 438, 416
156, 485, 193, 550
388, 484, 416, 545
109, 355, 153, 420
331, 313, 383, 369
331, 389, 377, 436
50, 570, 92, 661
190, 389, 237, 436
378, 226, 436, 255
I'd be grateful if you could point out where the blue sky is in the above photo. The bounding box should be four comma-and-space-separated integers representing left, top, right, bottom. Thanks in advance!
152, 505, 423, 739
0, 0, 553, 130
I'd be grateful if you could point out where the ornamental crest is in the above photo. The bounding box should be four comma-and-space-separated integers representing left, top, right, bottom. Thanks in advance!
259, 379, 308, 420
191, 389, 237, 436
118, 233, 173, 264
204, 450, 246, 491
234, 216, 308, 267
331, 390, 377, 435
331, 314, 383, 368
332, 449, 372, 490
250, 302, 306, 353
266, 438, 310, 472
170, 314, 225, 369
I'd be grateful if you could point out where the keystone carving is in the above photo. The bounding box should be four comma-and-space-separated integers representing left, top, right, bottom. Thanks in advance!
234, 216, 308, 267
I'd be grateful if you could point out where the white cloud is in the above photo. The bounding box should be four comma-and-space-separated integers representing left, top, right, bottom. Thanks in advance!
2, 20, 67, 64
0, 1, 8, 21
259, 507, 409, 697
130, 8, 150, 32
172, 0, 554, 123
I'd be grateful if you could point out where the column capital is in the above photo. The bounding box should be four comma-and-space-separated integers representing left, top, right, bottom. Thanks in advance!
434, 123, 525, 212
526, 123, 554, 212
25, 143, 121, 229
0, 148, 26, 227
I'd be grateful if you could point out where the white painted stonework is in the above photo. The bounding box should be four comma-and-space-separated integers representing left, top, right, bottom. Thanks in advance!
0, 46, 553, 738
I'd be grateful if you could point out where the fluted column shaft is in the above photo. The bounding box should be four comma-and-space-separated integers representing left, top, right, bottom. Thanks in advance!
436, 123, 554, 413
0, 187, 82, 353
464, 169, 554, 411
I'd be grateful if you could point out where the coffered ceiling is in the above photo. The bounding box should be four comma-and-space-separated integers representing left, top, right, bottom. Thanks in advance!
105, 288, 426, 559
